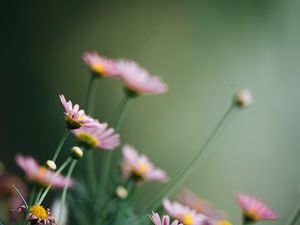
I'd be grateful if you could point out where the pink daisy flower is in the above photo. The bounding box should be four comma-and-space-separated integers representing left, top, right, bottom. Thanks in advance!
16, 155, 73, 188
82, 51, 118, 76
19, 205, 56, 225
59, 95, 96, 130
163, 198, 210, 225
121, 144, 168, 183
72, 120, 120, 150
177, 190, 227, 220
115, 60, 168, 95
150, 212, 183, 225
237, 193, 278, 222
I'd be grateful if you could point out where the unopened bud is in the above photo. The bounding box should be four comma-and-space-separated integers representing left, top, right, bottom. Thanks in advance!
46, 160, 57, 170
115, 186, 128, 199
234, 89, 253, 107
70, 146, 84, 159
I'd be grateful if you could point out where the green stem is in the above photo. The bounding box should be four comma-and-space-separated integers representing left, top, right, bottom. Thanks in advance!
98, 95, 132, 196
34, 187, 43, 205
27, 184, 36, 208
285, 199, 300, 225
12, 185, 28, 208
86, 150, 97, 194
38, 157, 72, 205
143, 104, 236, 214
52, 129, 70, 162
112, 94, 132, 131
58, 160, 77, 225
86, 75, 98, 115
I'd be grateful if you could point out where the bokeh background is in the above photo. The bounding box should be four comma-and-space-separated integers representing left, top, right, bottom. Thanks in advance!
2, 0, 300, 224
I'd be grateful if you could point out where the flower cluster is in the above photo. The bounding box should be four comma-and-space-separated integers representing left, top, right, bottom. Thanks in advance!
5, 50, 280, 225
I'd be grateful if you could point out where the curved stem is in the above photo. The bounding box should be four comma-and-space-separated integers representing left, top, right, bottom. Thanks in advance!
12, 185, 28, 208
112, 94, 132, 131
143, 104, 236, 214
52, 129, 70, 162
285, 199, 300, 225
58, 160, 77, 225
38, 157, 72, 205
86, 75, 98, 116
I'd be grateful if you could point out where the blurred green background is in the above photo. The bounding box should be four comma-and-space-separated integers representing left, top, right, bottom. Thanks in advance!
2, 0, 300, 224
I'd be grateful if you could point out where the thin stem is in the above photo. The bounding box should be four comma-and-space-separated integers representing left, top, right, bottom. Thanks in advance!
86, 75, 98, 115
143, 104, 236, 214
34, 187, 43, 205
52, 129, 70, 162
58, 160, 77, 225
28, 184, 37, 208
112, 94, 132, 131
12, 185, 28, 208
38, 157, 72, 205
97, 95, 132, 198
86, 150, 97, 194
285, 199, 300, 225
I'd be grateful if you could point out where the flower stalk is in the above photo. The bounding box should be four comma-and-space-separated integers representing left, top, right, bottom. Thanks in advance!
52, 129, 70, 162
58, 159, 77, 225
143, 104, 236, 214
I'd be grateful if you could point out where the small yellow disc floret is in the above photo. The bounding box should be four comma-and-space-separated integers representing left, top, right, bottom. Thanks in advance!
30, 205, 48, 220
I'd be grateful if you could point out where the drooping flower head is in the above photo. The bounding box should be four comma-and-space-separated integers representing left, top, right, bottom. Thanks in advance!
237, 193, 278, 223
121, 144, 168, 183
163, 198, 210, 225
22, 205, 56, 225
72, 120, 120, 150
150, 212, 183, 225
16, 155, 73, 188
82, 51, 118, 77
115, 60, 168, 95
59, 95, 96, 130
177, 190, 227, 220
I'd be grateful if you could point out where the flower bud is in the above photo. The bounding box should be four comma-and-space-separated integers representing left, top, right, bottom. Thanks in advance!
115, 186, 128, 199
234, 89, 253, 107
46, 160, 57, 170
70, 146, 84, 159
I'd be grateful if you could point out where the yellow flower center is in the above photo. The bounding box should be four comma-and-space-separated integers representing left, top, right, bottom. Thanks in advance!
30, 205, 48, 220
77, 116, 85, 121
78, 133, 100, 148
65, 114, 81, 129
38, 166, 48, 175
138, 164, 148, 174
183, 212, 193, 225
217, 220, 233, 225
91, 63, 106, 75
245, 207, 260, 221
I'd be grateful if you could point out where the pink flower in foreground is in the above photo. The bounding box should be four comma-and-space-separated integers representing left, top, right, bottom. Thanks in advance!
237, 193, 278, 222
121, 144, 168, 183
150, 212, 183, 225
72, 120, 120, 150
59, 95, 96, 129
178, 190, 227, 220
115, 60, 168, 95
16, 155, 73, 188
82, 51, 118, 76
20, 205, 56, 225
163, 198, 209, 225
